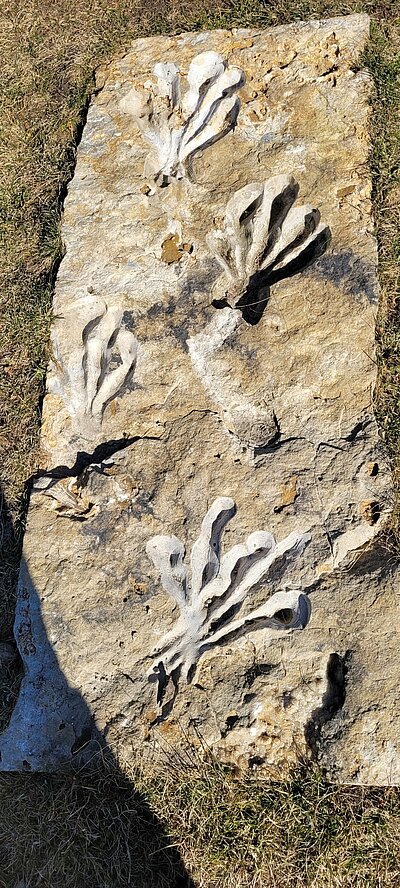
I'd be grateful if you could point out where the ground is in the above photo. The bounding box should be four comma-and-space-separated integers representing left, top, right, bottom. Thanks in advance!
0, 0, 399, 886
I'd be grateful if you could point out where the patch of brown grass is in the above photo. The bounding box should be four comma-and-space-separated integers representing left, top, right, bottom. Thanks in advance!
138, 762, 400, 887
3, 757, 400, 887
0, 759, 196, 888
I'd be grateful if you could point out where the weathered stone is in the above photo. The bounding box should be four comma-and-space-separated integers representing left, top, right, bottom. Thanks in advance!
1, 15, 399, 783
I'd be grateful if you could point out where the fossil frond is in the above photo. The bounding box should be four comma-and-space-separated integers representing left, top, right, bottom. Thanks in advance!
120, 51, 245, 185
208, 175, 331, 324
50, 297, 138, 442
146, 497, 311, 719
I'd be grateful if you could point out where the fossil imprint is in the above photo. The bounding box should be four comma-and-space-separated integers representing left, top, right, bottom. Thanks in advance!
49, 297, 138, 443
208, 174, 331, 324
120, 51, 245, 185
146, 497, 311, 717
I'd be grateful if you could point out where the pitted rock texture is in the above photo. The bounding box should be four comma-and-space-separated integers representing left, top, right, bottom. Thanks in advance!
2, 15, 400, 783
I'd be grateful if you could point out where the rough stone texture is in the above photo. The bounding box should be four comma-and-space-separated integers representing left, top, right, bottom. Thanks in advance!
1, 15, 399, 783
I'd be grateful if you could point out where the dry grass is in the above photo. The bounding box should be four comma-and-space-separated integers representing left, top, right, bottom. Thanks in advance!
0, 0, 400, 886
3, 756, 400, 887
139, 762, 400, 887
0, 759, 197, 887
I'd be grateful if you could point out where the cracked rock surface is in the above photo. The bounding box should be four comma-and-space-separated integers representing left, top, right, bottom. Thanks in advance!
1, 15, 400, 783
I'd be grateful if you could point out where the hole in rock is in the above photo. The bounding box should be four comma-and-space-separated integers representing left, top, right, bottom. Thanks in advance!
245, 662, 276, 688
304, 651, 351, 757
282, 691, 293, 709
248, 755, 264, 769
211, 297, 230, 310
273, 608, 294, 625
243, 693, 256, 704
225, 713, 239, 732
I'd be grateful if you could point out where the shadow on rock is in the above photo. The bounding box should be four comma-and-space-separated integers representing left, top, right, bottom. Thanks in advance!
0, 488, 196, 887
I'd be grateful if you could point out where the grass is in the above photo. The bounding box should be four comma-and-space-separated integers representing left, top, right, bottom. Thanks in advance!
140, 764, 400, 887
2, 758, 400, 887
0, 0, 399, 886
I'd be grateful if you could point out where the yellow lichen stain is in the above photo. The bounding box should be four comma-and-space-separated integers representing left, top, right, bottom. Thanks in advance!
161, 233, 192, 264
274, 476, 299, 512
316, 561, 333, 576
229, 35, 254, 51
247, 108, 265, 122
158, 720, 180, 738
129, 580, 147, 596
337, 184, 356, 198
239, 85, 258, 103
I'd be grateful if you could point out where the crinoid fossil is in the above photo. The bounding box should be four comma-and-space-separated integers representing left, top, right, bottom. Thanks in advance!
208, 174, 331, 324
119, 51, 245, 186
49, 297, 138, 444
146, 497, 311, 719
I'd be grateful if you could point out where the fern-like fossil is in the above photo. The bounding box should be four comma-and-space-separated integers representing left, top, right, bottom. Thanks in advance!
49, 297, 138, 444
208, 174, 331, 324
146, 497, 311, 719
120, 51, 245, 185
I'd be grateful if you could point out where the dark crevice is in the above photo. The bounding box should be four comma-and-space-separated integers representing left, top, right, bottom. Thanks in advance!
208, 602, 242, 636
236, 282, 271, 325
248, 755, 265, 768
149, 663, 181, 726
254, 436, 304, 457
239, 191, 264, 228
221, 713, 239, 737
304, 651, 352, 759
244, 662, 277, 688
211, 296, 230, 310
343, 420, 372, 443
266, 181, 300, 238
71, 725, 93, 756
262, 226, 332, 287
269, 208, 320, 268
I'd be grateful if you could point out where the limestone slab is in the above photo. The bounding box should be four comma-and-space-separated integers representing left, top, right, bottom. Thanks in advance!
1, 15, 399, 783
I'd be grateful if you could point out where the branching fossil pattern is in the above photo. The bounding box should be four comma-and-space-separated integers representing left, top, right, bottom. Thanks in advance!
119, 51, 245, 185
146, 497, 311, 718
50, 297, 138, 442
208, 174, 331, 324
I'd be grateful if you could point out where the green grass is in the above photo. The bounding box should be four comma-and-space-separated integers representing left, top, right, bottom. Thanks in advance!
0, 0, 400, 886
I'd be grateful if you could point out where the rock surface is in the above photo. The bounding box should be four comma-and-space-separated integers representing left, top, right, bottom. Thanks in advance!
1, 14, 399, 783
